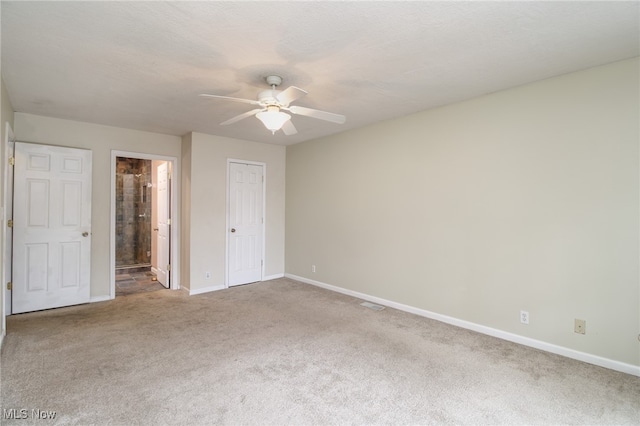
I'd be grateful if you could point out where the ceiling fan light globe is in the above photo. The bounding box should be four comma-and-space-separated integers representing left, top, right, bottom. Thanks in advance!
256, 110, 291, 133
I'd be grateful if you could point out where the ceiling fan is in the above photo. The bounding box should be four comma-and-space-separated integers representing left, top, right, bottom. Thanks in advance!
200, 75, 346, 135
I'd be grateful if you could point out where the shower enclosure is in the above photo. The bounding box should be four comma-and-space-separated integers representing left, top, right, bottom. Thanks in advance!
115, 157, 152, 269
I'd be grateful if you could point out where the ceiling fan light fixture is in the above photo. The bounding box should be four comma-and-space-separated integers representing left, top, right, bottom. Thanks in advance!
256, 106, 291, 134
201, 76, 344, 136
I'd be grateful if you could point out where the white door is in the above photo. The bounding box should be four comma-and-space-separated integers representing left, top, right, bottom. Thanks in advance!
156, 162, 170, 288
228, 162, 263, 286
12, 142, 92, 314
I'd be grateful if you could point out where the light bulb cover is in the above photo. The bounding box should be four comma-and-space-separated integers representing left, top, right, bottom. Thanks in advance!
256, 107, 291, 132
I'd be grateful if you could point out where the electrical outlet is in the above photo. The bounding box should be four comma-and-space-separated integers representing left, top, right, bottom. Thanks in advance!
574, 319, 586, 334
312, 265, 316, 273
520, 310, 529, 324
205, 271, 211, 280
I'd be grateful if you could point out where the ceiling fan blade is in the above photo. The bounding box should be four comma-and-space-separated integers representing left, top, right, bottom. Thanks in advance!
220, 108, 263, 126
200, 94, 260, 106
281, 120, 298, 136
288, 105, 346, 124
276, 86, 307, 106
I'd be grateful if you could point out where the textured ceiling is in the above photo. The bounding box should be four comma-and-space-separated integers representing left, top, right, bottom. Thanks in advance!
1, 1, 639, 146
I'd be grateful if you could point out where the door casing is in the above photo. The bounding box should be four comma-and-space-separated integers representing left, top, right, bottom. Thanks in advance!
2, 124, 14, 320
110, 150, 179, 298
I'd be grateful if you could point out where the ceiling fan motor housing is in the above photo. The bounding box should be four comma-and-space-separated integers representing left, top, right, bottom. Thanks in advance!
258, 89, 282, 106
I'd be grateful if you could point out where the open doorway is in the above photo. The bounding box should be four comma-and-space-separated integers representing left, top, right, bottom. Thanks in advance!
114, 157, 161, 295
110, 151, 178, 298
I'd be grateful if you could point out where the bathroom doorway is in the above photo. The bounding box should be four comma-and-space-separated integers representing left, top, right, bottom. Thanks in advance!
111, 152, 177, 297
115, 157, 158, 295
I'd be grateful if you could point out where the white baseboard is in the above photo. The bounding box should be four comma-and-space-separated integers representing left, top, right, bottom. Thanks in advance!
0, 329, 4, 351
188, 276, 282, 295
285, 273, 640, 377
263, 273, 284, 281
189, 284, 226, 296
90, 295, 111, 303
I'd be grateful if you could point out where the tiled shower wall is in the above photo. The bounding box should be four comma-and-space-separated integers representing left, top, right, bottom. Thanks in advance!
115, 157, 152, 268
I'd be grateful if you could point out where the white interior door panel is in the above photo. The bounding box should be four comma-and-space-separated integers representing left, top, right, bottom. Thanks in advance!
228, 162, 263, 286
12, 142, 92, 313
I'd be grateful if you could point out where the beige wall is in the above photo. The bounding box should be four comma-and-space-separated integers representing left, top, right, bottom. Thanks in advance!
13, 113, 182, 298
1, 77, 15, 338
181, 132, 286, 292
286, 58, 640, 367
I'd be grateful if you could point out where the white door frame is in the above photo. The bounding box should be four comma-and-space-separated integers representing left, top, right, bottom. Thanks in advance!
110, 150, 180, 298
225, 159, 266, 288
2, 123, 15, 324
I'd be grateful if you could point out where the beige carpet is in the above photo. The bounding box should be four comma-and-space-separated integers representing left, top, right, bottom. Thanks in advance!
1, 278, 639, 425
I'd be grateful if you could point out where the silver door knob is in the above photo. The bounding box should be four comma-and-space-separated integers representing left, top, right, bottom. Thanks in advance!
82, 232, 89, 237
231, 228, 236, 233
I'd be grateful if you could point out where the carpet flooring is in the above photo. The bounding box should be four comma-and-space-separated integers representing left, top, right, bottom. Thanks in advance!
1, 278, 639, 425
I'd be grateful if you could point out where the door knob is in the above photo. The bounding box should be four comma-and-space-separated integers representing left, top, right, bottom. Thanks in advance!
231, 228, 236, 233
82, 232, 89, 237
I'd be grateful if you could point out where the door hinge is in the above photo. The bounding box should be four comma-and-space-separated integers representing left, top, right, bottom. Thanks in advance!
167, 218, 171, 225
167, 264, 171, 271
8, 156, 15, 166
6, 282, 11, 290
7, 219, 13, 228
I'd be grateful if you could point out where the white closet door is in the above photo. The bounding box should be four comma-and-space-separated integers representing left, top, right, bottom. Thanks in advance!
228, 162, 263, 286
12, 142, 92, 313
